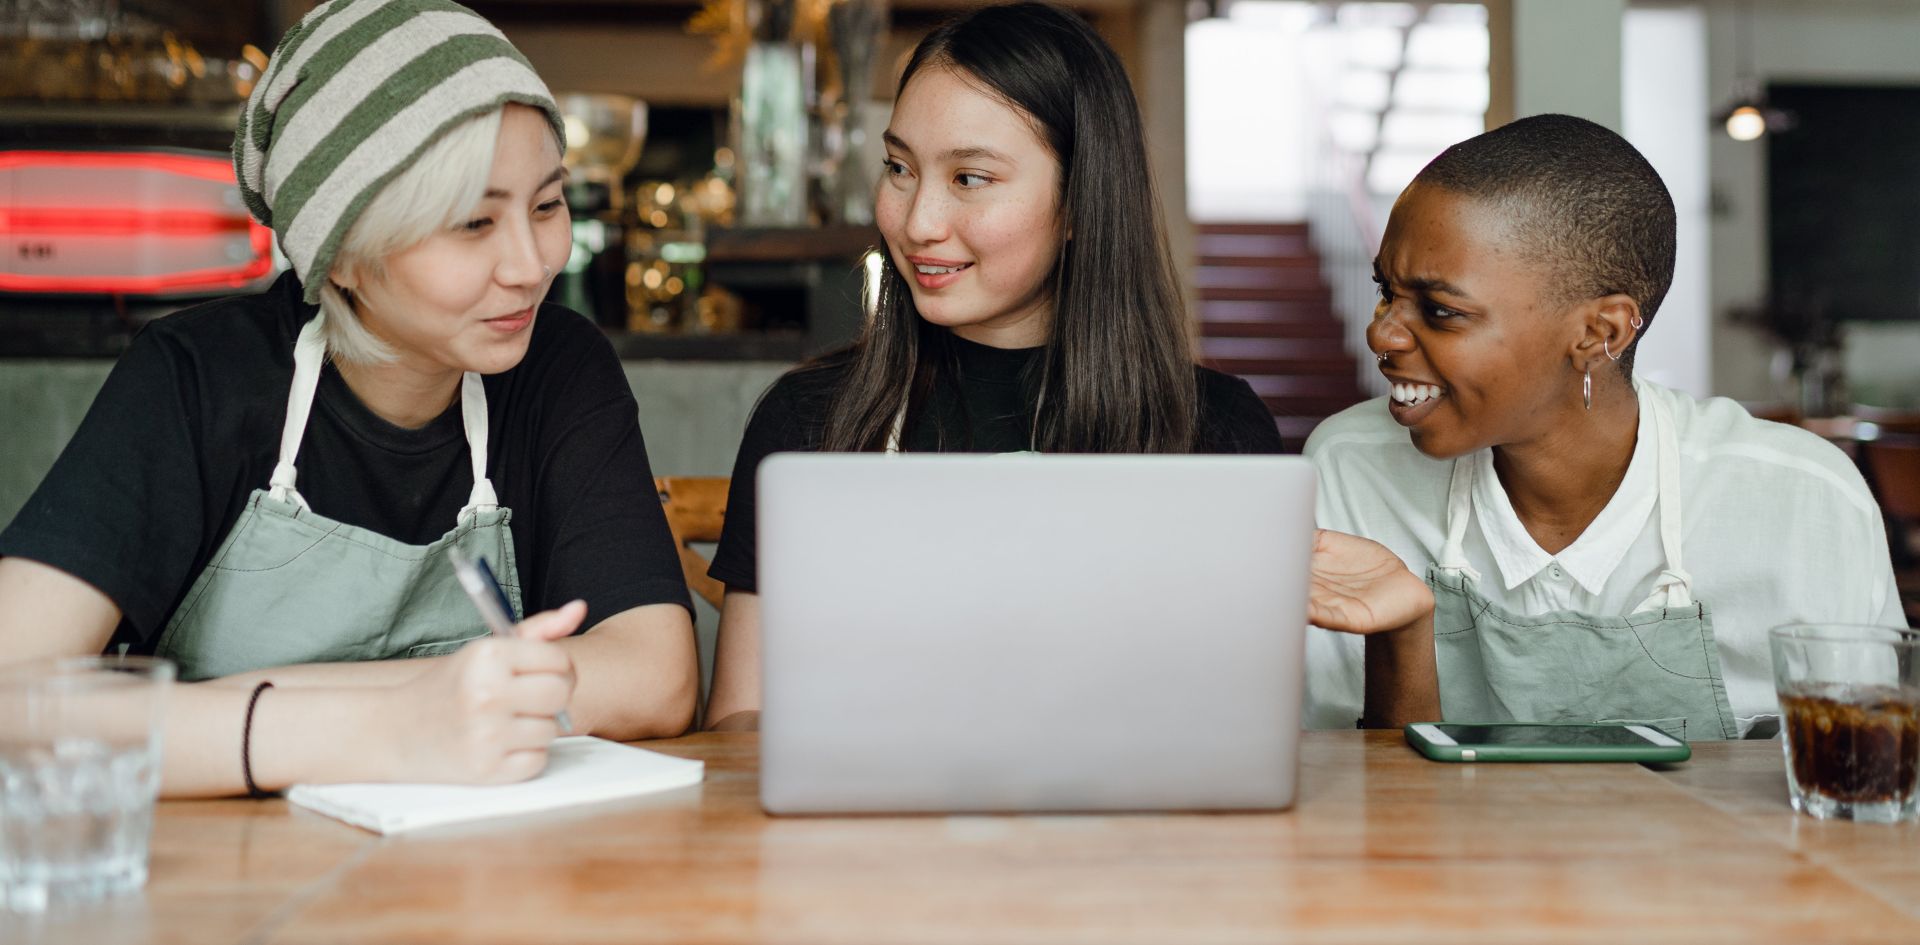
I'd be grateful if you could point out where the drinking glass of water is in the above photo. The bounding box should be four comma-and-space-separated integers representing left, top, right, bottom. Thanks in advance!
0, 656, 174, 912
1770, 624, 1919, 823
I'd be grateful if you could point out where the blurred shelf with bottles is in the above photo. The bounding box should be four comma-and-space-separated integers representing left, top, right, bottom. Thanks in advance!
553, 96, 879, 362
0, 9, 885, 362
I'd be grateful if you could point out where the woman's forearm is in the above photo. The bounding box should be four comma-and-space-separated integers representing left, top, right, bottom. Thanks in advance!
1362, 612, 1440, 729
159, 682, 392, 797
558, 603, 697, 742
704, 591, 761, 731
211, 603, 696, 744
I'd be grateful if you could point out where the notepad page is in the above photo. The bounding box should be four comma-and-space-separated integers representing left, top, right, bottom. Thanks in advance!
286, 736, 705, 834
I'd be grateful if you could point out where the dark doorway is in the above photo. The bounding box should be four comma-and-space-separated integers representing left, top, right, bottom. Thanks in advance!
1768, 83, 1920, 323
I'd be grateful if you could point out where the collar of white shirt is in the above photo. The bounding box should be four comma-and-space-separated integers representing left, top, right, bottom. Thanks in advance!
1469, 392, 1659, 594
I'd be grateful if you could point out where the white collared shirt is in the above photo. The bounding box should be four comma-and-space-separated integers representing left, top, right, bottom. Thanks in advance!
1302, 380, 1905, 733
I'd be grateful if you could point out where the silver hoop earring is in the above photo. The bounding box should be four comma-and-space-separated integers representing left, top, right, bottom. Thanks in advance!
1603, 337, 1619, 362
1583, 367, 1593, 411
1630, 314, 1644, 330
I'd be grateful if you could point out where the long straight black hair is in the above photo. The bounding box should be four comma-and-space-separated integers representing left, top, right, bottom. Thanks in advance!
815, 1, 1197, 453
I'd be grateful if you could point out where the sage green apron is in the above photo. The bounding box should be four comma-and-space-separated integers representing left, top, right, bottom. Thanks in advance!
1430, 392, 1740, 741
154, 314, 524, 682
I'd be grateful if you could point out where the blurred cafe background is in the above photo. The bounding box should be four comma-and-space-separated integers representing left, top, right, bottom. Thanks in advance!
3, 0, 1919, 637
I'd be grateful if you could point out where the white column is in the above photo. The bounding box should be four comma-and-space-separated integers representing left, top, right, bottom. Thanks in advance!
1511, 0, 1625, 129
1623, 5, 1712, 398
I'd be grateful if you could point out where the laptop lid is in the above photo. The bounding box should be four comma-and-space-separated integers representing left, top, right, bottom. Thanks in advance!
757, 454, 1316, 814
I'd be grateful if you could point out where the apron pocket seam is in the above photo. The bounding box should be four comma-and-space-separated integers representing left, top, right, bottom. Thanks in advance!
210, 525, 339, 573
1620, 623, 1713, 681
326, 531, 442, 563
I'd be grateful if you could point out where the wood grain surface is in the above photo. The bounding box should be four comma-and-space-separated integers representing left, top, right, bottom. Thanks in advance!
8, 732, 1916, 944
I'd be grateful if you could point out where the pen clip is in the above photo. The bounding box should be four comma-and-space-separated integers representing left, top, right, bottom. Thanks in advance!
447, 547, 515, 636
474, 556, 520, 623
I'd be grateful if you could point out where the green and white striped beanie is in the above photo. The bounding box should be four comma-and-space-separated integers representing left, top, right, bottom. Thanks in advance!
233, 0, 565, 304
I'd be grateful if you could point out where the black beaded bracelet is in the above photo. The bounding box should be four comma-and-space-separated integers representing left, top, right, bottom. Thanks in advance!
242, 681, 275, 798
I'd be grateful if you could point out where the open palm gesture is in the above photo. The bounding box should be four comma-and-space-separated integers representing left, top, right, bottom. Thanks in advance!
1308, 529, 1433, 635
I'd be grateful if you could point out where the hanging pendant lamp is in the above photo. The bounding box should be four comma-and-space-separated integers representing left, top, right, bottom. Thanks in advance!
1711, 0, 1793, 141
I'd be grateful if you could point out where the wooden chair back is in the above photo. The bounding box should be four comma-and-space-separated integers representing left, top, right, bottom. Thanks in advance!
1864, 437, 1920, 520
654, 476, 730, 611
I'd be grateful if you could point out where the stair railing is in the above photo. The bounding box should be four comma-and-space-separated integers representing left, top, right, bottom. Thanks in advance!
1305, 116, 1388, 402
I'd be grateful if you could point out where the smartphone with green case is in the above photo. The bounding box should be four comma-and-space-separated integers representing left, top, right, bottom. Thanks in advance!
1404, 722, 1692, 763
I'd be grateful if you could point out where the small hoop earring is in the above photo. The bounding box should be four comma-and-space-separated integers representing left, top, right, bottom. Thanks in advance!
1583, 366, 1593, 411
1630, 314, 1645, 330
1603, 337, 1619, 362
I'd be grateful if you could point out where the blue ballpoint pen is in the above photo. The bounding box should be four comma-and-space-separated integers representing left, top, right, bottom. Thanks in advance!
447, 547, 574, 734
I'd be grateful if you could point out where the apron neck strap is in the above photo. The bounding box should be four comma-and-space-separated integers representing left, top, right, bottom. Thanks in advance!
270, 315, 500, 518
1635, 385, 1693, 610
457, 372, 498, 515
268, 317, 328, 509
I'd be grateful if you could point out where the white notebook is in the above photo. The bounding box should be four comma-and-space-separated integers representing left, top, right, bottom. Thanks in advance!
286, 736, 705, 835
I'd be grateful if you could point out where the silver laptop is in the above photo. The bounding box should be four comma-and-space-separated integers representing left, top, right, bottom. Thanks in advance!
757, 454, 1315, 814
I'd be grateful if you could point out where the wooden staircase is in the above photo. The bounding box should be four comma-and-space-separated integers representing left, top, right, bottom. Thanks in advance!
1193, 222, 1368, 451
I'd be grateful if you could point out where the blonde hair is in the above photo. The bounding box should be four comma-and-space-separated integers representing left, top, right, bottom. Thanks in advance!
319, 108, 504, 364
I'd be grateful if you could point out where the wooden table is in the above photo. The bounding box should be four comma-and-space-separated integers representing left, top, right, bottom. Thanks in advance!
9, 732, 1918, 944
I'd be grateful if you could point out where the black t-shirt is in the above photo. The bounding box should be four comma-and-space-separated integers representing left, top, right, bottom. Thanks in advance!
708, 333, 1286, 593
0, 271, 691, 653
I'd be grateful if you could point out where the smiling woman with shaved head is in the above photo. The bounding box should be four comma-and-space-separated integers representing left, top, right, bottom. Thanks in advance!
1304, 114, 1904, 740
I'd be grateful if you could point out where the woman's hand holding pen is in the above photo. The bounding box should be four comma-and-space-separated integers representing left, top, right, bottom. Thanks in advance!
383, 601, 586, 784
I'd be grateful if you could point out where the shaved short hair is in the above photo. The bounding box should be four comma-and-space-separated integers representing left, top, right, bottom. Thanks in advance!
1412, 114, 1676, 373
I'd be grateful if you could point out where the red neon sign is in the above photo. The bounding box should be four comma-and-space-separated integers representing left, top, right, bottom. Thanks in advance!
0, 150, 276, 296
1, 208, 255, 236
0, 150, 247, 182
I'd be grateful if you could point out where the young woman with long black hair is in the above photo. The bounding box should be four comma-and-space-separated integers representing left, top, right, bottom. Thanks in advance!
702, 2, 1437, 730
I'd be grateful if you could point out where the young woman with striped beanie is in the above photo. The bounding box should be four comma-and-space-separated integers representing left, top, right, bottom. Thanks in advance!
0, 0, 697, 796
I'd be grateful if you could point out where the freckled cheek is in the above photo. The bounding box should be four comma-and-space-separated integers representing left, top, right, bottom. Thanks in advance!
958, 206, 1057, 293
874, 186, 912, 245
